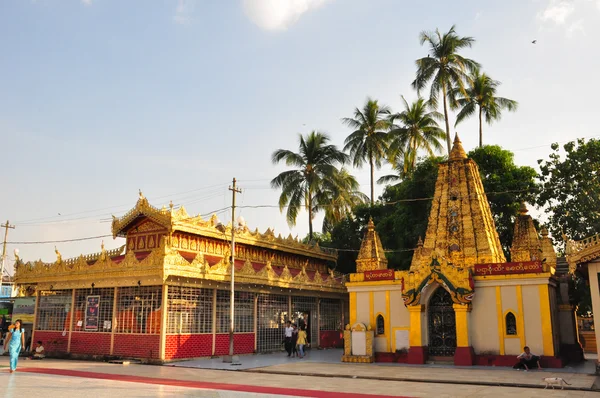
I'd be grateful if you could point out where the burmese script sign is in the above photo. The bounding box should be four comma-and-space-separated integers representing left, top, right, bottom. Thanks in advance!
364, 269, 395, 281
474, 261, 543, 276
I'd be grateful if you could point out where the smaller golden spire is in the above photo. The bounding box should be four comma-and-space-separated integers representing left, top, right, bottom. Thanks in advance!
356, 218, 388, 272
518, 201, 528, 215
448, 133, 467, 161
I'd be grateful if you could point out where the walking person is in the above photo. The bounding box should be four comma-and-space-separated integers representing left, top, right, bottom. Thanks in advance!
4, 319, 25, 373
284, 321, 293, 357
291, 324, 299, 357
297, 325, 307, 358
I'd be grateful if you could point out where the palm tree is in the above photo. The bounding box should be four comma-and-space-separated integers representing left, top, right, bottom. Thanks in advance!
388, 96, 446, 176
320, 168, 368, 233
342, 98, 392, 205
453, 69, 518, 148
412, 25, 479, 154
271, 131, 348, 241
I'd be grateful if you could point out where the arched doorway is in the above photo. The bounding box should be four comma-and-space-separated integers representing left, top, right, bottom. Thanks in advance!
428, 287, 456, 357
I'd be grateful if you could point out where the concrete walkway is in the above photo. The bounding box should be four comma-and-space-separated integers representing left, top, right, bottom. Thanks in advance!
168, 349, 600, 391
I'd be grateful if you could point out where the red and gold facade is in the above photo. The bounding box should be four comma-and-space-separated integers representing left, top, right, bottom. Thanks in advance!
14, 194, 347, 362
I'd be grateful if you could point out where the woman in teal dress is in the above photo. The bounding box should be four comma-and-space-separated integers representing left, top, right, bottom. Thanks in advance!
4, 319, 25, 373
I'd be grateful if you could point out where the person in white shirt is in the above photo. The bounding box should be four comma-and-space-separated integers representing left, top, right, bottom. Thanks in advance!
284, 321, 293, 356
30, 340, 45, 360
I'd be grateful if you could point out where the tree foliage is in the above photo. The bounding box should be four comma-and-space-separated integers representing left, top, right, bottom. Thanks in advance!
537, 138, 600, 244
328, 145, 538, 272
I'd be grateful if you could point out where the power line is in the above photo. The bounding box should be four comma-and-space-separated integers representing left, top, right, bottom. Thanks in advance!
8, 234, 113, 245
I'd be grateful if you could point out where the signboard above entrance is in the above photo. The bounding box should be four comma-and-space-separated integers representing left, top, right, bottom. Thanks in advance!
364, 269, 395, 281
474, 261, 543, 276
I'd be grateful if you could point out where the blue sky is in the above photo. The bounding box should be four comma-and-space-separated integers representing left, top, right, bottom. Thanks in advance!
1, 0, 599, 264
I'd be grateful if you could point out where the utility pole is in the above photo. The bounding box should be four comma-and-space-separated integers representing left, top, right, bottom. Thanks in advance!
227, 178, 241, 364
0, 220, 15, 297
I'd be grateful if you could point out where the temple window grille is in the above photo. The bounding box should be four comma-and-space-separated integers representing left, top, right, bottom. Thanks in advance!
73, 288, 114, 332
216, 290, 254, 333
35, 290, 72, 331
319, 298, 342, 331
257, 293, 288, 352
292, 296, 318, 346
505, 312, 517, 335
167, 286, 212, 334
376, 314, 385, 335
116, 286, 162, 334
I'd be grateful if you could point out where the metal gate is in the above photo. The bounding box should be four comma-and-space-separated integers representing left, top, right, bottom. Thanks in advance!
291, 296, 318, 347
427, 288, 456, 357
257, 293, 288, 352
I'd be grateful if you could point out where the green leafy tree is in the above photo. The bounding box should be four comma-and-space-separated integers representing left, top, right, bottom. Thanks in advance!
271, 131, 348, 241
342, 98, 392, 205
320, 168, 369, 234
412, 25, 479, 154
329, 146, 538, 271
468, 145, 538, 258
537, 138, 600, 243
388, 96, 446, 178
453, 69, 518, 148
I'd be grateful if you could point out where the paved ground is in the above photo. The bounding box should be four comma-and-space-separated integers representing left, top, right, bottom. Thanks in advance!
0, 355, 598, 397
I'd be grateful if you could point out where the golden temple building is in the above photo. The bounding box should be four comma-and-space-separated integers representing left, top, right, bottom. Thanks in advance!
345, 135, 581, 367
14, 193, 347, 362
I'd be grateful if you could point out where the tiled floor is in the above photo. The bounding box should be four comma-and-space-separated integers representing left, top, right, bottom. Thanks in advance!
0, 358, 598, 398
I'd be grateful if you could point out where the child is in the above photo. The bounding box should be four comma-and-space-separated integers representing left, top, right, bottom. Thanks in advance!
30, 341, 45, 360
297, 325, 307, 358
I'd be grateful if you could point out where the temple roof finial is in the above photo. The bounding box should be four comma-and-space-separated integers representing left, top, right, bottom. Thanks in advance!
449, 133, 467, 161
518, 202, 528, 215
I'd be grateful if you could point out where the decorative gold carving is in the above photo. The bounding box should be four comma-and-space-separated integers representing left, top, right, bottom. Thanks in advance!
510, 203, 543, 262
356, 218, 388, 273
566, 233, 600, 273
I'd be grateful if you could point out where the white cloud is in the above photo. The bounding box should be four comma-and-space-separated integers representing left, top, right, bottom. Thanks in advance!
173, 0, 194, 25
242, 0, 332, 31
81, 0, 93, 5
566, 18, 585, 37
538, 0, 574, 24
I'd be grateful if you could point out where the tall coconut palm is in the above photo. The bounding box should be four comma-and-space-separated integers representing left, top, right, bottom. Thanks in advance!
453, 69, 518, 148
342, 98, 392, 205
319, 168, 368, 233
271, 131, 348, 241
388, 96, 446, 176
412, 25, 479, 154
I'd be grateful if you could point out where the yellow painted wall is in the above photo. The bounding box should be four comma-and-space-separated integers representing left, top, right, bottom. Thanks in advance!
470, 286, 500, 353
500, 286, 518, 314
374, 291, 386, 317
375, 336, 387, 352
390, 291, 410, 327
356, 292, 370, 327
522, 285, 543, 355
588, 262, 600, 358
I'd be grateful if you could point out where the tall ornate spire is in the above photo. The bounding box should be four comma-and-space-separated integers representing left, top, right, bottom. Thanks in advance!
356, 218, 388, 272
510, 202, 542, 262
540, 227, 557, 271
410, 137, 505, 270
448, 133, 467, 161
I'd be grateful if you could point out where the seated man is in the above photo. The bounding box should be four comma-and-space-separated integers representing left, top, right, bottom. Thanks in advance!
513, 346, 541, 370
30, 341, 45, 360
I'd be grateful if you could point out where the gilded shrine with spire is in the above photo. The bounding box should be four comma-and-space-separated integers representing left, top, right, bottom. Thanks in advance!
345, 135, 581, 367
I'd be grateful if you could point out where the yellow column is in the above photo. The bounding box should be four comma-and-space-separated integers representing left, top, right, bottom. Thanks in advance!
110, 286, 118, 355
386, 291, 391, 352
408, 305, 422, 347
453, 303, 471, 347
159, 285, 169, 361
538, 284, 555, 356
495, 286, 505, 355
66, 288, 76, 353
369, 292, 374, 329
349, 292, 356, 325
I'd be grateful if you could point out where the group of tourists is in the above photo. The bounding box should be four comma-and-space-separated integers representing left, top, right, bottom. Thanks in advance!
284, 320, 308, 358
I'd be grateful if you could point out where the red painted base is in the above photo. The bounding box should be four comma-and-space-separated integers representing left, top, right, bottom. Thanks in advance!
474, 354, 564, 368
374, 352, 408, 363
407, 346, 427, 364
454, 346, 475, 366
